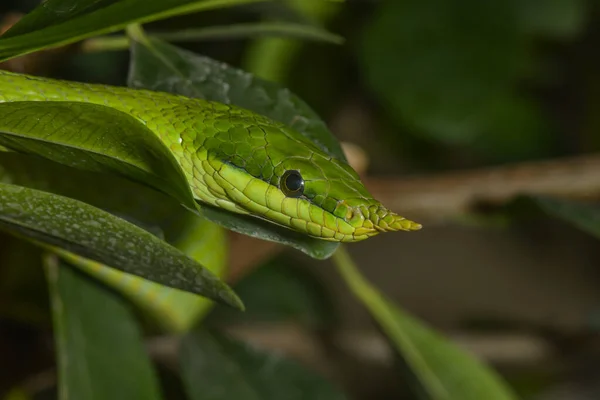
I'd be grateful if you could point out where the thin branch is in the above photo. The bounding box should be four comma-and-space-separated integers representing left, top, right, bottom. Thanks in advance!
365, 154, 600, 222
82, 22, 344, 52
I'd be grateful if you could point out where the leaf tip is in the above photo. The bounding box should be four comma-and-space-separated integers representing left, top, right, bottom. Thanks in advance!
220, 288, 245, 312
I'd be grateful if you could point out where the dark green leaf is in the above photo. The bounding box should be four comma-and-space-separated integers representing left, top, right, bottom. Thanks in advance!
85, 22, 344, 52
0, 0, 260, 61
71, 217, 228, 333
0, 153, 230, 331
0, 181, 242, 309
128, 37, 342, 259
180, 329, 347, 400
128, 37, 345, 161
44, 255, 163, 400
2, 0, 121, 38
153, 22, 344, 43
0, 101, 197, 212
0, 152, 185, 235
384, 305, 518, 400
334, 247, 518, 400
203, 206, 338, 259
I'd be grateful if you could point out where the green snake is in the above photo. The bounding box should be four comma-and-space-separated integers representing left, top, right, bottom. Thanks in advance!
0, 70, 421, 242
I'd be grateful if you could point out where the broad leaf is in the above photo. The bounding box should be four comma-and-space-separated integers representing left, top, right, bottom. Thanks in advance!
0, 181, 242, 309
0, 0, 261, 61
334, 247, 518, 400
45, 255, 163, 400
72, 217, 228, 333
129, 37, 345, 162
0, 153, 231, 330
180, 329, 347, 400
0, 101, 197, 212
128, 36, 343, 259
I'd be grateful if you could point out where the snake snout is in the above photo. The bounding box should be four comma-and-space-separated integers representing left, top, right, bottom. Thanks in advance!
352, 204, 421, 236
374, 210, 422, 232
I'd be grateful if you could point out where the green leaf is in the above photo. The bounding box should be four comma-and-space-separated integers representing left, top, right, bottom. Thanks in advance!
0, 181, 242, 309
0, 152, 184, 233
0, 101, 197, 212
71, 217, 228, 333
44, 254, 163, 400
128, 37, 346, 161
243, 0, 343, 83
333, 246, 518, 400
180, 329, 347, 400
0, 152, 231, 330
0, 0, 261, 62
85, 22, 344, 52
127, 35, 342, 259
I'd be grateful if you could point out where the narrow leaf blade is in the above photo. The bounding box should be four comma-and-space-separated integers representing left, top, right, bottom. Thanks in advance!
0, 181, 242, 309
0, 152, 231, 330
152, 22, 344, 44
0, 0, 259, 61
334, 247, 518, 400
71, 217, 229, 333
45, 254, 162, 400
0, 101, 197, 212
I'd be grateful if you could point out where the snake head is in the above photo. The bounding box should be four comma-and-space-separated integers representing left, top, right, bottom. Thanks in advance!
270, 153, 422, 242
194, 113, 420, 242
201, 119, 421, 242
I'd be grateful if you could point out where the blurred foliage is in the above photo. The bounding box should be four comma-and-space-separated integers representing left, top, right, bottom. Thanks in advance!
180, 329, 347, 400
360, 0, 586, 163
208, 255, 336, 329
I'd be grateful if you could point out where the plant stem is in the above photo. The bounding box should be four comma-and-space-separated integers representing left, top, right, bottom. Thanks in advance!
243, 0, 344, 82
83, 22, 343, 53
125, 23, 150, 46
332, 245, 395, 321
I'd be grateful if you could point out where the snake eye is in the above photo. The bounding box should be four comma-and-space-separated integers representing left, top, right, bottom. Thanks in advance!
280, 170, 304, 198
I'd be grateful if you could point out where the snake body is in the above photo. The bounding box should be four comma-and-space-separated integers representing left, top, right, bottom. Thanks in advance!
0, 70, 420, 242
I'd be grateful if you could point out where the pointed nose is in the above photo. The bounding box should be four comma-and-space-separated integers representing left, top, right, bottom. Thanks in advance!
374, 210, 422, 232
353, 204, 421, 236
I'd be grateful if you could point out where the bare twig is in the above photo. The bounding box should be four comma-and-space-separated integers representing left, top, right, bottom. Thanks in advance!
366, 154, 600, 222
